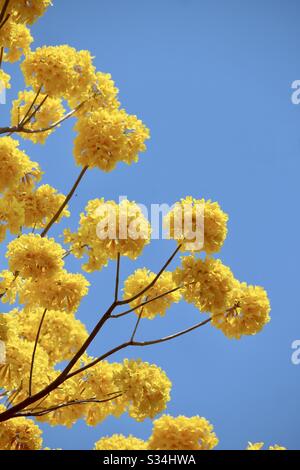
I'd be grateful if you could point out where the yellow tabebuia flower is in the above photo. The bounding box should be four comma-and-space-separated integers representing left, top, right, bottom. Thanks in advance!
8, 0, 52, 25
73, 108, 149, 171
247, 442, 286, 450
0, 69, 11, 90
0, 20, 32, 62
173, 255, 235, 315
11, 90, 65, 144
0, 137, 41, 193
20, 270, 89, 314
0, 405, 43, 450
6, 234, 64, 280
165, 196, 228, 254
94, 434, 147, 451
114, 359, 172, 422
148, 415, 218, 450
64, 198, 151, 272
211, 282, 271, 339
21, 45, 96, 100
123, 268, 181, 319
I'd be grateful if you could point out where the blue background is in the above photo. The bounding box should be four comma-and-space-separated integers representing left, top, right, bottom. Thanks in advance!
1, 0, 300, 450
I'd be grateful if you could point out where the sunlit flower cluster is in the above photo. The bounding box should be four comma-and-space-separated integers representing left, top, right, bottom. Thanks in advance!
6, 234, 64, 279
94, 434, 147, 451
64, 198, 151, 272
165, 197, 228, 253
247, 442, 286, 450
114, 359, 172, 421
211, 282, 271, 339
123, 268, 181, 319
0, 137, 41, 193
73, 108, 150, 171
173, 255, 235, 314
21, 45, 96, 100
0, 20, 32, 62
0, 405, 43, 450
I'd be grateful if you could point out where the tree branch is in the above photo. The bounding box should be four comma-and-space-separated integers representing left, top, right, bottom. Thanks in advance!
29, 309, 48, 396
41, 165, 89, 237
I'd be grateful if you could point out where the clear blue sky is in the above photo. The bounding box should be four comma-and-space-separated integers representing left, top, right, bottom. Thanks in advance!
2, 0, 300, 450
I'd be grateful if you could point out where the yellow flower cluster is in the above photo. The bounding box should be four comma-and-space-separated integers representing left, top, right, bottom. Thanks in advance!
123, 268, 181, 319
148, 415, 218, 450
173, 256, 235, 314
114, 359, 172, 422
94, 414, 218, 451
0, 270, 22, 304
20, 270, 90, 314
247, 442, 286, 450
94, 434, 147, 451
83, 360, 125, 426
0, 137, 41, 193
211, 282, 271, 339
165, 197, 228, 253
0, 184, 70, 240
8, 0, 52, 25
0, 405, 43, 450
11, 90, 65, 144
0, 20, 32, 62
21, 45, 96, 100
68, 71, 120, 114
64, 199, 151, 272
1, 334, 50, 396
73, 108, 150, 171
15, 308, 89, 365
0, 69, 11, 90
6, 234, 64, 279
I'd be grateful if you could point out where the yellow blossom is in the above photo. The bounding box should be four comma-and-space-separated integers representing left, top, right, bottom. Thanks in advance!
8, 0, 52, 25
94, 434, 147, 451
68, 71, 120, 113
0, 69, 11, 90
247, 442, 286, 450
211, 282, 271, 339
148, 415, 218, 450
73, 108, 149, 171
165, 197, 228, 253
20, 270, 89, 313
14, 308, 89, 365
11, 90, 65, 144
21, 45, 96, 100
6, 234, 65, 279
123, 268, 181, 319
0, 137, 41, 193
0, 20, 32, 62
173, 256, 235, 314
0, 270, 23, 304
114, 359, 172, 422
64, 198, 150, 272
0, 405, 43, 450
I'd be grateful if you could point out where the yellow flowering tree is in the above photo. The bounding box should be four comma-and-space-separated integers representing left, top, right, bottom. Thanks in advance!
0, 1, 278, 451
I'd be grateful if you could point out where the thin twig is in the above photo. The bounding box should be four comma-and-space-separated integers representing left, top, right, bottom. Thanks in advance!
0, 0, 10, 29
114, 253, 121, 302
17, 393, 123, 418
41, 165, 89, 237
130, 307, 144, 342
0, 47, 3, 69
29, 309, 48, 396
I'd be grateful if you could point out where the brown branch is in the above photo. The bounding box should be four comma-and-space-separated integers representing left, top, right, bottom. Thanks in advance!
112, 285, 182, 319
130, 307, 144, 342
0, 99, 87, 136
41, 165, 88, 237
114, 253, 121, 302
16, 393, 123, 418
0, 47, 3, 69
29, 309, 48, 396
0, 0, 10, 30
